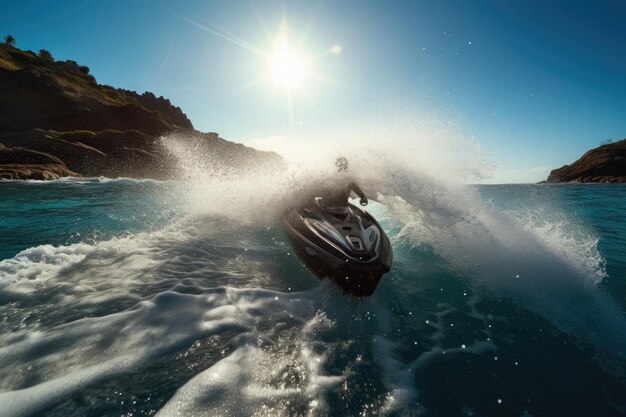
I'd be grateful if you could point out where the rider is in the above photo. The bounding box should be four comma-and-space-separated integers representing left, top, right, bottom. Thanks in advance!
317, 157, 368, 207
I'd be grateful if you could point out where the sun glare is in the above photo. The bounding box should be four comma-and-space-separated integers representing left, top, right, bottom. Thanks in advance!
178, 14, 340, 125
269, 46, 307, 88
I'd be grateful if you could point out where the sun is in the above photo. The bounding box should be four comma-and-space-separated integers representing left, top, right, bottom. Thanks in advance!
266, 23, 309, 90
176, 14, 340, 125
268, 46, 307, 88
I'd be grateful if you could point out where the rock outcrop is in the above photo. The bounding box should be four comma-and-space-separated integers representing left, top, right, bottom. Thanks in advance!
544, 139, 626, 183
0, 143, 77, 180
0, 45, 283, 180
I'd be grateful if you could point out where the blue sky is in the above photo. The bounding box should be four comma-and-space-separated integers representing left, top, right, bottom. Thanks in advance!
2, 0, 625, 182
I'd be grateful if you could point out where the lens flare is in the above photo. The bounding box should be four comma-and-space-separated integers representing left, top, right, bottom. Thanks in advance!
330, 44, 342, 55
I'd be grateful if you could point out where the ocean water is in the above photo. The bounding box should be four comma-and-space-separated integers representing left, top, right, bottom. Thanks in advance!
0, 177, 625, 417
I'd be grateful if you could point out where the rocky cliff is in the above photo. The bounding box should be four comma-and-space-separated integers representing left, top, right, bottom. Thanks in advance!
0, 44, 283, 180
544, 139, 626, 183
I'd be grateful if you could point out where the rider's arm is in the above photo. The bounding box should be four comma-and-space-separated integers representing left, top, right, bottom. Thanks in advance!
349, 183, 368, 206
348, 182, 366, 199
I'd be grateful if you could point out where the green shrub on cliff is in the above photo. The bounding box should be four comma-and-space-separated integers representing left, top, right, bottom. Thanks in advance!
3, 35, 16, 47
7, 47, 38, 63
55, 130, 97, 141
38, 49, 53, 62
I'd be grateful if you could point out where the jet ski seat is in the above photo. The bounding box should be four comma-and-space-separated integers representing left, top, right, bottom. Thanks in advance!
325, 205, 350, 216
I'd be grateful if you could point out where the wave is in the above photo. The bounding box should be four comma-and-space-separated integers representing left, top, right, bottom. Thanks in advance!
0, 286, 341, 417
183, 129, 625, 355
1, 127, 625, 415
0, 216, 401, 416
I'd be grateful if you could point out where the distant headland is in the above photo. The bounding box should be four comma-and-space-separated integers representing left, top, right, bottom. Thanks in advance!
543, 138, 626, 183
0, 36, 283, 180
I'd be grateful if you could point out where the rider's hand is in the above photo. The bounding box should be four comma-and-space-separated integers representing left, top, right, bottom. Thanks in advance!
360, 197, 368, 206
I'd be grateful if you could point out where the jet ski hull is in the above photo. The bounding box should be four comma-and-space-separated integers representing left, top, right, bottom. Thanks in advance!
283, 203, 392, 296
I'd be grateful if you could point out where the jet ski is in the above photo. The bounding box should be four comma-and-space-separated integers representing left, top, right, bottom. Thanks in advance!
283, 200, 393, 296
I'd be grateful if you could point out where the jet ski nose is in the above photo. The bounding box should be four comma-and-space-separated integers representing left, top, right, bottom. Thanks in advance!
283, 202, 393, 297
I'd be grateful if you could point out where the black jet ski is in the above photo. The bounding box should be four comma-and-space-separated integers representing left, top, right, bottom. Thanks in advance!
283, 200, 392, 296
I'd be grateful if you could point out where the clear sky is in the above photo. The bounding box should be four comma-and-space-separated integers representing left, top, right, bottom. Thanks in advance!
2, 0, 625, 183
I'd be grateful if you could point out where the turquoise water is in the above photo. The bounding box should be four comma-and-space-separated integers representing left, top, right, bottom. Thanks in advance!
0, 179, 624, 417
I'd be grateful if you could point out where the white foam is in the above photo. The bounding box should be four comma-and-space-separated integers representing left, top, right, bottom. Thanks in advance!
0, 208, 358, 415
0, 176, 168, 185
0, 354, 137, 417
157, 311, 346, 417
383, 182, 625, 356
0, 285, 339, 417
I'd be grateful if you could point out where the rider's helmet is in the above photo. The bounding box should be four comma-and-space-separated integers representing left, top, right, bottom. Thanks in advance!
335, 156, 348, 172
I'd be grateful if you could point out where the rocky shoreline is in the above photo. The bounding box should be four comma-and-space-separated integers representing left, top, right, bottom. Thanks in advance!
0, 43, 283, 180
543, 138, 626, 183
0, 143, 77, 180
